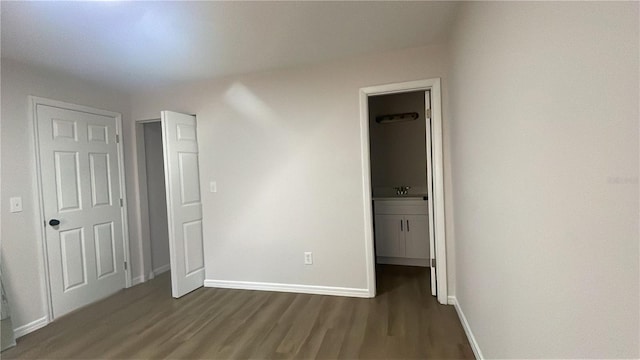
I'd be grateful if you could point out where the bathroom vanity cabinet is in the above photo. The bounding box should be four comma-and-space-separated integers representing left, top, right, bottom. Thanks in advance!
373, 198, 429, 267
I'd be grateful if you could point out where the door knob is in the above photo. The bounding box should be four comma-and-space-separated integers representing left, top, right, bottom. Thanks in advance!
49, 219, 60, 226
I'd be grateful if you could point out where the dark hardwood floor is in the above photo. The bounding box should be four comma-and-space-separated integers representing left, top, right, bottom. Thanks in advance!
3, 265, 473, 359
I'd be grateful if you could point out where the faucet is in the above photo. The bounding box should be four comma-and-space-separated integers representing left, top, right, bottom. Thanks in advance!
394, 186, 411, 195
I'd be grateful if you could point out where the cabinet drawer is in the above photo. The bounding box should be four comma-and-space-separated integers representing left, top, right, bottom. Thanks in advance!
374, 200, 428, 215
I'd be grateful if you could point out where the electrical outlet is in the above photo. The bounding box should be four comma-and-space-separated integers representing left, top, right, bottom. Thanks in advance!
304, 252, 313, 265
9, 197, 22, 213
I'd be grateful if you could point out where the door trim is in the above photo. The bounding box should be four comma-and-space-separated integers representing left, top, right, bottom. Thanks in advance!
358, 78, 448, 304
30, 96, 132, 322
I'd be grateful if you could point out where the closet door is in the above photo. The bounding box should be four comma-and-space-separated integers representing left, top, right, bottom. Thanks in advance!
161, 111, 205, 298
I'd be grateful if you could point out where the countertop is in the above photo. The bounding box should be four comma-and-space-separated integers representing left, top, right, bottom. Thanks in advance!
372, 195, 427, 201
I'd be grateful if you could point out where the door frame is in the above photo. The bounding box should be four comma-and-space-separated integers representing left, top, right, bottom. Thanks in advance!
359, 78, 448, 304
30, 96, 132, 322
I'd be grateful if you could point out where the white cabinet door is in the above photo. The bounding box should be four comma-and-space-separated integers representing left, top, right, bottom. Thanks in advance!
37, 104, 125, 318
374, 214, 405, 258
404, 215, 429, 259
161, 111, 205, 298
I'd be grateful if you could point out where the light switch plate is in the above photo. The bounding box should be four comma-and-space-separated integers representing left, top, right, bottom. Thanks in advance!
9, 197, 22, 213
209, 181, 217, 193
304, 252, 313, 265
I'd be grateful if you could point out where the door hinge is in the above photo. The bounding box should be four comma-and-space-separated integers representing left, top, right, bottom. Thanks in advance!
120, 198, 123, 207
426, 109, 432, 119
124, 261, 128, 270
431, 258, 436, 268
116, 134, 120, 143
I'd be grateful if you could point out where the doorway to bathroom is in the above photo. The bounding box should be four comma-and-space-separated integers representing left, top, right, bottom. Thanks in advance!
360, 78, 447, 304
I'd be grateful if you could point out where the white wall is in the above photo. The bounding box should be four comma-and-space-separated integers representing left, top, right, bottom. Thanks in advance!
369, 91, 428, 195
0, 59, 131, 331
448, 2, 639, 358
142, 122, 170, 274
129, 45, 456, 293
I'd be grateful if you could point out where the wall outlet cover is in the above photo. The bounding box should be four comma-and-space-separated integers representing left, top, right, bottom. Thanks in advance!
9, 197, 22, 213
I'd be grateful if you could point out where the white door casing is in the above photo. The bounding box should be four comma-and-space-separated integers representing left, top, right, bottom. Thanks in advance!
428, 81, 448, 305
360, 78, 447, 303
161, 111, 205, 298
35, 101, 127, 319
424, 90, 438, 296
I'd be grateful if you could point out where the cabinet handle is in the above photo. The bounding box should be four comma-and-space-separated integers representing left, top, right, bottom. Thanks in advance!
400, 220, 403, 231
406, 219, 410, 232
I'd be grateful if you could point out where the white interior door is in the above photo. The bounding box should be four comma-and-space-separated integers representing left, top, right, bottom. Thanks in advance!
161, 111, 205, 298
424, 90, 438, 297
37, 103, 125, 318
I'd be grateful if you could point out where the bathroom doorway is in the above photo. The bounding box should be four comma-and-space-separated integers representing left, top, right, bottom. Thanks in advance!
359, 78, 448, 304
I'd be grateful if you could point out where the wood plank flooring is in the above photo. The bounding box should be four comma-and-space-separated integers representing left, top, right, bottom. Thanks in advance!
3, 265, 473, 359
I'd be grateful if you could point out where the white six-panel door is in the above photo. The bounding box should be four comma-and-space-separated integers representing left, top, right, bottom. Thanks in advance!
36, 104, 125, 318
161, 111, 205, 298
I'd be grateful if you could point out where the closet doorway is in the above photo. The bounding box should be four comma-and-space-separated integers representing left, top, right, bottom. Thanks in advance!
141, 121, 171, 279
135, 111, 205, 298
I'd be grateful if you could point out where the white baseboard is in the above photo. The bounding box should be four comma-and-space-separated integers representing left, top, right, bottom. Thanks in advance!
204, 279, 371, 298
153, 263, 170, 276
14, 316, 48, 338
449, 296, 483, 360
132, 266, 168, 286
131, 274, 146, 286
